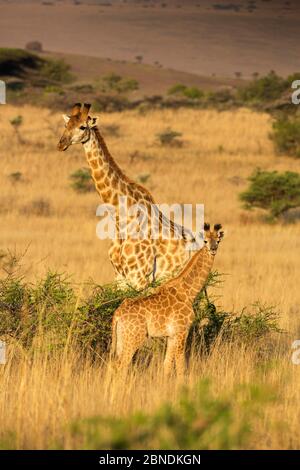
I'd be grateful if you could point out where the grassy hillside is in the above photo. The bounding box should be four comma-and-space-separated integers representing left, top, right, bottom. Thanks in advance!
1, 0, 299, 77
0, 105, 299, 449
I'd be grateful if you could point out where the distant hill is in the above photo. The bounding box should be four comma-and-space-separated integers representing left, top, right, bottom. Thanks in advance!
0, 0, 299, 78
44, 51, 243, 98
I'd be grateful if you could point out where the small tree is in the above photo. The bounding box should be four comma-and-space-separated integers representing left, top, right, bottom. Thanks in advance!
70, 168, 93, 193
157, 128, 183, 147
168, 84, 203, 100
240, 169, 300, 219
238, 71, 287, 103
41, 58, 74, 83
168, 83, 187, 95
183, 86, 204, 100
25, 41, 43, 53
135, 55, 143, 64
271, 116, 300, 157
101, 73, 139, 94
10, 115, 24, 144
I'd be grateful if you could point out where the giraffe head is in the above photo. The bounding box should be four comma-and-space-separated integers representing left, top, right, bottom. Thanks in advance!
203, 223, 224, 256
57, 103, 97, 151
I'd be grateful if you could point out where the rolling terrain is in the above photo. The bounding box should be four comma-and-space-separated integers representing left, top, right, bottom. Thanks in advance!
0, 0, 300, 78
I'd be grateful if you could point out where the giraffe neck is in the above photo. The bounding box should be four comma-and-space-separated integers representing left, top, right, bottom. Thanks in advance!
83, 127, 192, 245
83, 127, 126, 206
177, 246, 215, 303
83, 126, 154, 207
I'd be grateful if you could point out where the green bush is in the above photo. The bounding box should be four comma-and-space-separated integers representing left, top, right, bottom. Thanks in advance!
240, 169, 300, 219
9, 171, 23, 183
0, 257, 280, 358
237, 71, 287, 103
70, 168, 94, 193
100, 73, 139, 94
168, 83, 187, 95
0, 48, 73, 85
168, 84, 204, 100
157, 128, 183, 147
65, 380, 273, 450
188, 272, 280, 354
183, 87, 204, 100
0, 48, 43, 76
44, 85, 65, 95
40, 58, 74, 84
206, 89, 233, 105
93, 94, 130, 112
137, 173, 151, 184
271, 116, 300, 157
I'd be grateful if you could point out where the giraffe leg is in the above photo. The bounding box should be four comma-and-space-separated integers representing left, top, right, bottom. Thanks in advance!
163, 337, 177, 377
115, 319, 147, 374
174, 332, 188, 379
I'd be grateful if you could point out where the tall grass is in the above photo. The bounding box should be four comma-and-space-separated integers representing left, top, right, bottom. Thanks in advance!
0, 105, 299, 449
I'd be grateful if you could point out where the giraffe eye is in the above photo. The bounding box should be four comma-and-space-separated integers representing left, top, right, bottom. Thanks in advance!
79, 126, 87, 131
204, 240, 208, 244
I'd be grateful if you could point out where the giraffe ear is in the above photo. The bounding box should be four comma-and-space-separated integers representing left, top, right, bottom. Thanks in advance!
88, 116, 98, 127
62, 114, 70, 124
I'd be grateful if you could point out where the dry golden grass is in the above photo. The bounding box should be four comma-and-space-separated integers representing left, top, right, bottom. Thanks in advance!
0, 105, 299, 449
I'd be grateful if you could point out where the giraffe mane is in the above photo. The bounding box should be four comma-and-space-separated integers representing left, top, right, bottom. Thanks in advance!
92, 125, 194, 243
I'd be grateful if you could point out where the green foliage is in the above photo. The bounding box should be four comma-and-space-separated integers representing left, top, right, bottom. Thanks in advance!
137, 173, 151, 184
189, 272, 280, 354
271, 116, 300, 157
0, 270, 75, 348
183, 87, 204, 100
9, 171, 22, 183
66, 380, 273, 450
206, 89, 233, 105
6, 79, 25, 92
10, 115, 24, 144
157, 128, 183, 147
100, 73, 139, 94
168, 83, 188, 95
168, 83, 204, 100
0, 258, 280, 359
44, 85, 65, 95
240, 169, 300, 219
10, 115, 23, 128
93, 94, 130, 112
237, 71, 288, 103
0, 48, 43, 76
40, 58, 74, 84
0, 48, 73, 85
0, 46, 75, 112
77, 283, 141, 355
70, 168, 94, 193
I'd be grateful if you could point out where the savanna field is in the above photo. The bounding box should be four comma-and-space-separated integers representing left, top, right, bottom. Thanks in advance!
0, 104, 299, 449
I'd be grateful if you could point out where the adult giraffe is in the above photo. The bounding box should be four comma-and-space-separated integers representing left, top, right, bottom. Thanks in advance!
57, 103, 198, 289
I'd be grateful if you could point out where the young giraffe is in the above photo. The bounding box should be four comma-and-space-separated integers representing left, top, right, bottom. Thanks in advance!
57, 103, 196, 289
111, 223, 224, 376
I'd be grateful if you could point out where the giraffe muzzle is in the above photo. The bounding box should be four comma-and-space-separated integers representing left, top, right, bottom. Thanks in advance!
57, 139, 70, 152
